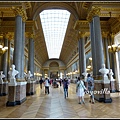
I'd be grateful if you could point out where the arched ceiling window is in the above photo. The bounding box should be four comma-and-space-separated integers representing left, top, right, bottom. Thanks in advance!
40, 9, 70, 59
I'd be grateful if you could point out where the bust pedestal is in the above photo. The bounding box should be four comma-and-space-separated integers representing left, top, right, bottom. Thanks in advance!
6, 79, 17, 106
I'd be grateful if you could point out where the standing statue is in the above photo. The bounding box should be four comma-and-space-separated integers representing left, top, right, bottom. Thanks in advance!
8, 64, 19, 84
108, 69, 114, 81
99, 64, 109, 77
0, 71, 5, 84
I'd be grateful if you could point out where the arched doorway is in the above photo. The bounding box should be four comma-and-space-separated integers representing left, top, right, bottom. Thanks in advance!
49, 61, 59, 79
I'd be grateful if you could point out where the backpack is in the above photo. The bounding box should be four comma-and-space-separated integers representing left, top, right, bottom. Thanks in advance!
88, 77, 94, 86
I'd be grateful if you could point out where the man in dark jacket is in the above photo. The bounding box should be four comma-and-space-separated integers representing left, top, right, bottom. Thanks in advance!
39, 78, 43, 89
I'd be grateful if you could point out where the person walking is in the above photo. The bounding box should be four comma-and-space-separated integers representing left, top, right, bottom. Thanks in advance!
44, 78, 50, 94
87, 74, 95, 104
63, 78, 69, 99
76, 77, 87, 104
39, 78, 43, 89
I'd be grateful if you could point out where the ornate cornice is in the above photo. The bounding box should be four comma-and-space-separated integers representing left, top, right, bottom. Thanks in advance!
86, 6, 101, 23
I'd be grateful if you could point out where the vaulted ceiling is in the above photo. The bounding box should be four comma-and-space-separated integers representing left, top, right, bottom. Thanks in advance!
0, 1, 120, 66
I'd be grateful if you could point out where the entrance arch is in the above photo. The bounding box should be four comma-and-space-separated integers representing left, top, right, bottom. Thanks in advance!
49, 61, 59, 79
33, 2, 79, 20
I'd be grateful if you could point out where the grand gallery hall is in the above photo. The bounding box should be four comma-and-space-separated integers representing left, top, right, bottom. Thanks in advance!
0, 1, 120, 119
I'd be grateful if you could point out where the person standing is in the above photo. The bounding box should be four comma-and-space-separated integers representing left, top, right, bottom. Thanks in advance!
44, 78, 50, 94
63, 78, 69, 99
76, 77, 87, 104
87, 74, 95, 104
39, 78, 43, 89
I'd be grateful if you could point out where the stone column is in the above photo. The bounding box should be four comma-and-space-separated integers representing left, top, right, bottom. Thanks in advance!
21, 20, 25, 80
78, 32, 86, 77
89, 21, 97, 76
13, 11, 23, 80
87, 6, 112, 103
102, 32, 110, 69
2, 33, 9, 96
87, 6, 104, 79
27, 33, 35, 95
28, 34, 34, 79
7, 7, 27, 106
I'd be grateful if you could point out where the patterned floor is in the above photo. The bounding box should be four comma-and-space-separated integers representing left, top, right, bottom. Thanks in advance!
0, 83, 120, 119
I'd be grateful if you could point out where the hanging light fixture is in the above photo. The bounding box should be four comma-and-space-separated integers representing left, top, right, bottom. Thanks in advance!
0, 11, 8, 55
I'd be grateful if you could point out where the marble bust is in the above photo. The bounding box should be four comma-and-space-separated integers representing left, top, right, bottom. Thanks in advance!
99, 64, 109, 77
0, 71, 5, 84
27, 70, 33, 79
8, 64, 19, 79
108, 69, 114, 81
82, 72, 88, 82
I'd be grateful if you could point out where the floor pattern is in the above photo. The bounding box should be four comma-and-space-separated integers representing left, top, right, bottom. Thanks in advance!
0, 83, 120, 119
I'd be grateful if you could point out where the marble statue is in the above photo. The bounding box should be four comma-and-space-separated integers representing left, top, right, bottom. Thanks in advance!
0, 71, 5, 84
108, 69, 114, 81
82, 72, 88, 82
99, 64, 109, 77
27, 70, 33, 79
8, 64, 19, 79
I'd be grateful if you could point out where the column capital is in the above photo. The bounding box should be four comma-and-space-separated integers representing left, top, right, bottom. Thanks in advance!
102, 32, 109, 38
6, 32, 14, 41
77, 31, 86, 40
11, 7, 28, 22
86, 6, 101, 23
29, 33, 35, 39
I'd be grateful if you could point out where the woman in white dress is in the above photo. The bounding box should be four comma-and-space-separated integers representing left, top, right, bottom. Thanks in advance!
76, 77, 87, 104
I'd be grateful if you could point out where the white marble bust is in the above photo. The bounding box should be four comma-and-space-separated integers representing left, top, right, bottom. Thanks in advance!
0, 71, 5, 84
0, 71, 5, 80
8, 64, 19, 79
99, 64, 109, 77
108, 69, 114, 81
27, 70, 33, 79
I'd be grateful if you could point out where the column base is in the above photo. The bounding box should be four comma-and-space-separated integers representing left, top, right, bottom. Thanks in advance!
16, 97, 27, 105
104, 98, 112, 103
110, 90, 116, 93
26, 92, 31, 96
6, 101, 17, 106
31, 91, 36, 95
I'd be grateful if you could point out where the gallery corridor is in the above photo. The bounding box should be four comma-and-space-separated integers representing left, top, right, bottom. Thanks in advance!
0, 83, 120, 119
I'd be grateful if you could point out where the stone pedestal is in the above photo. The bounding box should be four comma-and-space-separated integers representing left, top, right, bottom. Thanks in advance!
31, 81, 36, 95
110, 80, 116, 93
26, 81, 36, 95
94, 80, 112, 103
3, 82, 8, 96
0, 84, 3, 96
6, 79, 17, 106
6, 85, 17, 106
16, 82, 27, 105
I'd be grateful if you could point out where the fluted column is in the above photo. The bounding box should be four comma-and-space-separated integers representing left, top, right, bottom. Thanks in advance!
78, 32, 86, 77
28, 34, 34, 79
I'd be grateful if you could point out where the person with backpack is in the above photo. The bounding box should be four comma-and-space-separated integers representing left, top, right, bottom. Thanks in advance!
63, 78, 69, 99
87, 74, 95, 104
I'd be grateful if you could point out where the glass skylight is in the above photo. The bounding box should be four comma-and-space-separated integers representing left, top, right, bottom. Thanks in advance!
40, 9, 70, 59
